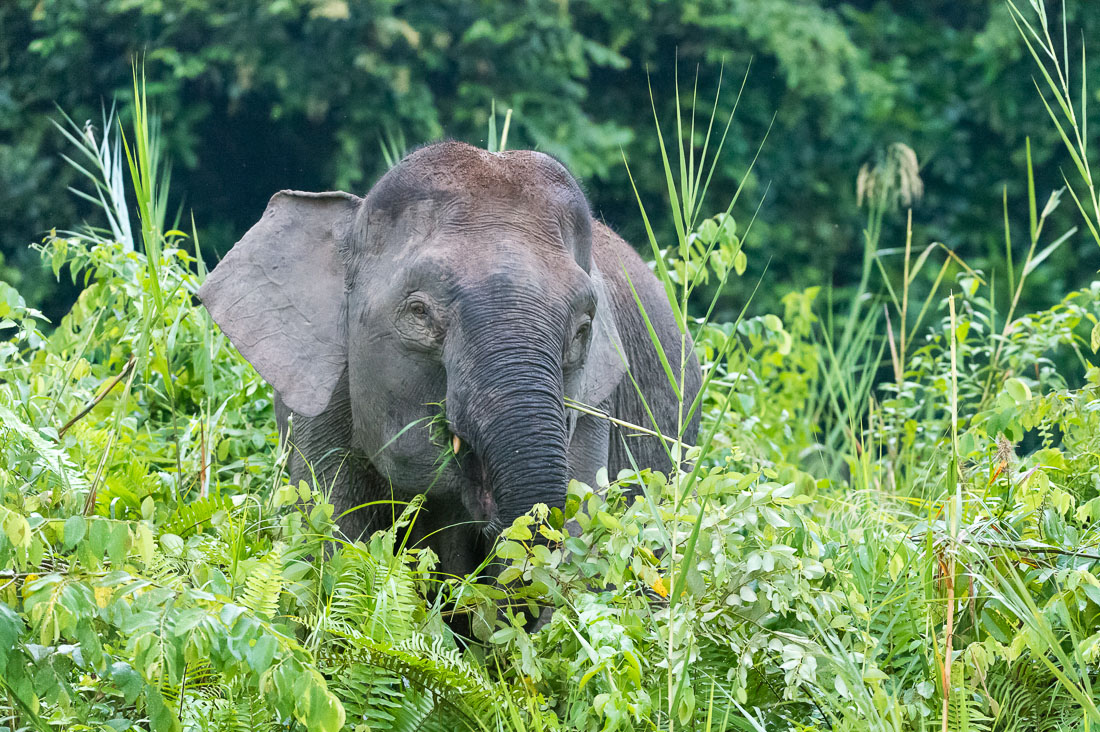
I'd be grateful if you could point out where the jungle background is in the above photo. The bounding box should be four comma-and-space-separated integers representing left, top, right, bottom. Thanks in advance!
4, 0, 1100, 320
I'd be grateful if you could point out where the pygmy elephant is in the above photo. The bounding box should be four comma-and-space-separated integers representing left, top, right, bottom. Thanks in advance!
198, 141, 701, 578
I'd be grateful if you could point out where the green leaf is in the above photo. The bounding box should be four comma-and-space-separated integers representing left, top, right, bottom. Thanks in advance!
88, 517, 109, 559
1, 506, 31, 548
295, 669, 345, 732
502, 523, 532, 541
676, 685, 695, 725
1091, 320, 1100, 353
109, 661, 144, 704
135, 524, 155, 564
497, 566, 522, 584
246, 633, 278, 673
1082, 582, 1100, 609
0, 604, 22, 667
1005, 377, 1032, 404
733, 248, 747, 276
595, 511, 622, 531
489, 627, 516, 644
144, 686, 181, 732
62, 515, 86, 549
160, 533, 184, 556
495, 541, 527, 560
107, 523, 129, 568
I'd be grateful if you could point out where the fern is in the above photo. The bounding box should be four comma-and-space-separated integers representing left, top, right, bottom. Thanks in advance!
163, 494, 231, 538
336, 662, 435, 732
143, 547, 189, 591
943, 671, 993, 732
94, 456, 158, 517
322, 635, 529, 732
238, 543, 283, 619
311, 530, 539, 732
161, 660, 226, 730
326, 537, 423, 643
865, 574, 927, 681
986, 660, 1086, 732
210, 690, 278, 732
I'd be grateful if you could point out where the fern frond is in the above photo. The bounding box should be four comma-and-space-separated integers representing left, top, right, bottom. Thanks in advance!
327, 541, 423, 643
160, 659, 221, 709
865, 576, 927, 679
163, 494, 231, 537
943, 676, 992, 732
321, 634, 537, 732
238, 543, 283, 619
210, 691, 278, 732
986, 659, 1083, 732
143, 549, 188, 591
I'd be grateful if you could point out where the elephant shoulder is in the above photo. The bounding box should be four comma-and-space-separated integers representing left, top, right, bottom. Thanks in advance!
589, 220, 672, 342
590, 220, 645, 274
589, 219, 702, 466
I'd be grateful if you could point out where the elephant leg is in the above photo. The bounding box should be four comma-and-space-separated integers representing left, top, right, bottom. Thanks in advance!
276, 367, 383, 541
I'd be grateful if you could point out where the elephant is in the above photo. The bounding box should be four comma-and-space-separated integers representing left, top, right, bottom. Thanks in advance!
197, 141, 701, 579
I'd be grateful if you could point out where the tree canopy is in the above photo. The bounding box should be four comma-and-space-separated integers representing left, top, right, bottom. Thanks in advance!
2, 1, 1099, 318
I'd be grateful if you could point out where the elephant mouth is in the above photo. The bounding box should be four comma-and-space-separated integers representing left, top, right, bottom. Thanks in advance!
452, 436, 499, 527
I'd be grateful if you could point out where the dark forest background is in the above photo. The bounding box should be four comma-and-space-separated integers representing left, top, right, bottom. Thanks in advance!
3, 0, 1099, 322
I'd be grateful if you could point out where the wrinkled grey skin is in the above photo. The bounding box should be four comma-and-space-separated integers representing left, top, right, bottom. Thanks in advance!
198, 141, 701, 578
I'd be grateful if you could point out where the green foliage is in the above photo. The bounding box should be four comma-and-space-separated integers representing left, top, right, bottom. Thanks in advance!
0, 91, 543, 731
5, 1, 1100, 321
0, 232, 547, 730
482, 470, 841, 731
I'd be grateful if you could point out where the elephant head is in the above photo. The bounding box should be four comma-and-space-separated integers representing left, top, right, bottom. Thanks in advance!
197, 142, 628, 552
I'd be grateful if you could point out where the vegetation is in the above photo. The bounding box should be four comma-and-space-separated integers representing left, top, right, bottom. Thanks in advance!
3, 2, 1100, 731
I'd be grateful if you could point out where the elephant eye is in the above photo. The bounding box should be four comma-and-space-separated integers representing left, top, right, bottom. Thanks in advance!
396, 296, 443, 350
565, 319, 592, 368
575, 321, 591, 343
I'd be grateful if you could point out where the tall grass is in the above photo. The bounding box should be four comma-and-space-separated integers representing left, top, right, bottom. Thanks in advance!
1009, 0, 1100, 249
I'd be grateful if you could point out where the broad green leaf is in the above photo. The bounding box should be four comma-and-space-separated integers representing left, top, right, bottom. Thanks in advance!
1005, 377, 1032, 404
63, 515, 86, 549
495, 540, 527, 561
1, 506, 31, 548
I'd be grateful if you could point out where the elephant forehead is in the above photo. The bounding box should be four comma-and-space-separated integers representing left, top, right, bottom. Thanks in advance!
409, 232, 588, 293
430, 197, 584, 263
363, 142, 593, 269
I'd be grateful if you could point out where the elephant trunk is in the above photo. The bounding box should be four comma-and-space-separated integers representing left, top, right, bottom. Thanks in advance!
445, 301, 569, 538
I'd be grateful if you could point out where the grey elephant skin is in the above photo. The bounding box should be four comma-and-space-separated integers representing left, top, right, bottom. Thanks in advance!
197, 141, 701, 578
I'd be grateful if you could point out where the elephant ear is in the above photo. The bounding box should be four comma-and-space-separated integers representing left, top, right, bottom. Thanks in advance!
582, 265, 629, 407
197, 190, 361, 418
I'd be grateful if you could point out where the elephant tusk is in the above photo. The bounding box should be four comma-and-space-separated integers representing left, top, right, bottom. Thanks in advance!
452, 434, 462, 454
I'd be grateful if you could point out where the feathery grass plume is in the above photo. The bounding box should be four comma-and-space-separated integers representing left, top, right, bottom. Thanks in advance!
856, 142, 923, 211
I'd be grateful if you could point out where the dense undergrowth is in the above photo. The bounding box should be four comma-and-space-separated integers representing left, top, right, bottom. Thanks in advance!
4, 6, 1100, 731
